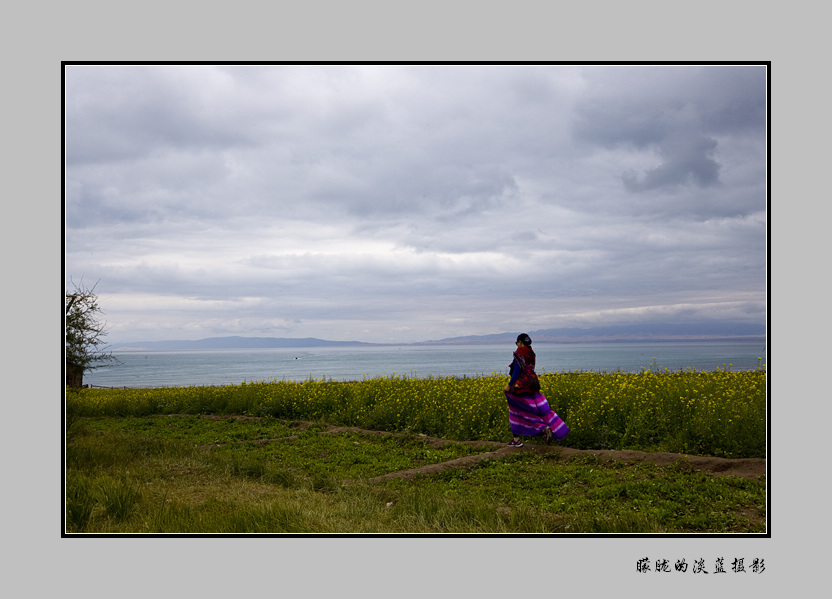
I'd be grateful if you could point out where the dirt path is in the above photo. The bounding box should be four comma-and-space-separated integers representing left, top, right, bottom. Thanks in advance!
314, 423, 765, 482
363, 439, 766, 483
198, 417, 765, 481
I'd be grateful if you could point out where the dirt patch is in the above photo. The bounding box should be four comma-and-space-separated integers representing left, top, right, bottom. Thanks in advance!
197, 419, 765, 482
535, 446, 765, 479
322, 425, 765, 481
366, 444, 765, 483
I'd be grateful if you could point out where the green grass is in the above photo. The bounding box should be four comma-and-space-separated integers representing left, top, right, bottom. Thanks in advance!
65, 371, 766, 533
65, 414, 766, 534
399, 454, 764, 533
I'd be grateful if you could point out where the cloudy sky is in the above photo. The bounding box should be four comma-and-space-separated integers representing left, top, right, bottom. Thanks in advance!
64, 64, 767, 344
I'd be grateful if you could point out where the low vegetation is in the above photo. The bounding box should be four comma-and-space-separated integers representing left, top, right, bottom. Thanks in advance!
65, 368, 766, 534
68, 368, 766, 457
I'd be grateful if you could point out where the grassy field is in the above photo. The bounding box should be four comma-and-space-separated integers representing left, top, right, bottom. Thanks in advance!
65, 369, 767, 534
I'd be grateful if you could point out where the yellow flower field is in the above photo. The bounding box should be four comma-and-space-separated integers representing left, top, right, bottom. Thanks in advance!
67, 367, 766, 458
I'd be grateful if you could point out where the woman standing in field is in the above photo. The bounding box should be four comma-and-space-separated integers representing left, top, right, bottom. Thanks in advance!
504, 333, 569, 447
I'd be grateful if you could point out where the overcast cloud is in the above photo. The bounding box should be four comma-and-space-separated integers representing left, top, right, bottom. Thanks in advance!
64, 64, 767, 344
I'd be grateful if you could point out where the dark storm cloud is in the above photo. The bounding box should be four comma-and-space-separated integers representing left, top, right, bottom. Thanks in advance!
621, 132, 720, 191
572, 65, 766, 196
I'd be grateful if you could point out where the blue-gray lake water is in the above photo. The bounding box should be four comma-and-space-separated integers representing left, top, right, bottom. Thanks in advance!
84, 341, 767, 388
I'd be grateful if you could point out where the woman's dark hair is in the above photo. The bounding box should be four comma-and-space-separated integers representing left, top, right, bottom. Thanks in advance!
516, 333, 532, 346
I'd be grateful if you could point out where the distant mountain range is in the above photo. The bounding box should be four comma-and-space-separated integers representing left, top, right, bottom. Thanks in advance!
111, 322, 766, 351
414, 322, 767, 345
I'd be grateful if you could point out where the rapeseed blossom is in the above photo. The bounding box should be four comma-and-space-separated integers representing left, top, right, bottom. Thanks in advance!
66, 367, 765, 458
